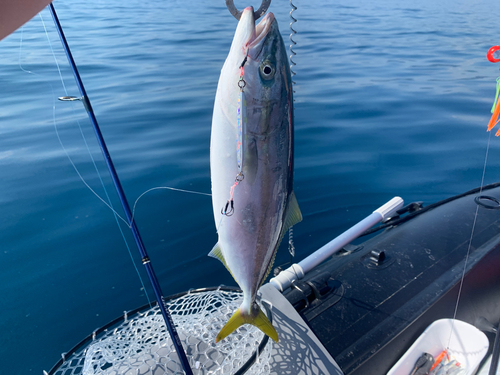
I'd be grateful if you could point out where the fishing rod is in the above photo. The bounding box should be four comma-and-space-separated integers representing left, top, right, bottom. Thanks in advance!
48, 4, 193, 374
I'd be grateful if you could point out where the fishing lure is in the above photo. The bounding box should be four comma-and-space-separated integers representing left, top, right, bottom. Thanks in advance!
221, 56, 247, 216
487, 78, 500, 136
429, 349, 449, 372
486, 46, 500, 136
237, 57, 247, 174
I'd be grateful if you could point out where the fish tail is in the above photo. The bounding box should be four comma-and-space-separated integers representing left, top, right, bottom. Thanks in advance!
215, 304, 279, 343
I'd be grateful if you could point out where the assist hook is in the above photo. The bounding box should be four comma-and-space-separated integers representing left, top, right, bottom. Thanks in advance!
225, 0, 271, 21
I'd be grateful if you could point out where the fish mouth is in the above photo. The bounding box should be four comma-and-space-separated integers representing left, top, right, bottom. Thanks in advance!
240, 7, 275, 59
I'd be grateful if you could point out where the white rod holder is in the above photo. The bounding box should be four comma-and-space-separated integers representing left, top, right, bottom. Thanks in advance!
270, 196, 404, 292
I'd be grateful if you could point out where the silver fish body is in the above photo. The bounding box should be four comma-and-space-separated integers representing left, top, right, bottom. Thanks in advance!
210, 7, 301, 342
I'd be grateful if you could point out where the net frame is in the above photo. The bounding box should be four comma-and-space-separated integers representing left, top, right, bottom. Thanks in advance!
45, 286, 273, 375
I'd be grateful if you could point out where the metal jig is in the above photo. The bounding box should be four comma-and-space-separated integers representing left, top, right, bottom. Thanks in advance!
225, 0, 271, 21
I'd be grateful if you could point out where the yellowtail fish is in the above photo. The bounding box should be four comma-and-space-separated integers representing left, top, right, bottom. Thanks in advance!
210, 7, 302, 343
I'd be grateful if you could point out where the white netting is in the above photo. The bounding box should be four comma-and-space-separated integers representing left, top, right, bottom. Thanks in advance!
49, 289, 272, 375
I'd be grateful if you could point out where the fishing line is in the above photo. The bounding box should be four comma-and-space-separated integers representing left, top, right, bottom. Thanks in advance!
20, 16, 128, 226
130, 186, 211, 225
18, 27, 33, 74
23, 11, 156, 304
35, 13, 130, 225
447, 131, 492, 349
42, 11, 213, 227
449, 67, 500, 344
34, 8, 215, 309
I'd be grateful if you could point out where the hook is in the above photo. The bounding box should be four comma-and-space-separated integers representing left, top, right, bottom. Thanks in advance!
221, 200, 235, 216
225, 0, 271, 21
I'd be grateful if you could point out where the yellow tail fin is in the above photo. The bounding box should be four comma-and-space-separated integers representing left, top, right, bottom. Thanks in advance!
215, 306, 279, 343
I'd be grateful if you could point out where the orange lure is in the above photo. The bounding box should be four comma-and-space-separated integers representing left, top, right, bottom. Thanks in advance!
488, 93, 500, 136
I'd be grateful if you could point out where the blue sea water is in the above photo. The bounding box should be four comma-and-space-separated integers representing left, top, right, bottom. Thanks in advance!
1, 0, 500, 373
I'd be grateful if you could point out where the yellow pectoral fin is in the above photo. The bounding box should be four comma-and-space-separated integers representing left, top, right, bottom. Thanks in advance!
215, 306, 279, 343
208, 243, 236, 281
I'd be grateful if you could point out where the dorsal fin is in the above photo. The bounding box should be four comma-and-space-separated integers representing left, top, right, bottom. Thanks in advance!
208, 243, 236, 281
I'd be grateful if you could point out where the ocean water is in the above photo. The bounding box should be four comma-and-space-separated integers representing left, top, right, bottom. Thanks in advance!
1, 0, 500, 373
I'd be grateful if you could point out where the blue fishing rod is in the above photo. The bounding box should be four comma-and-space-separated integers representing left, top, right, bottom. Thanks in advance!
48, 3, 193, 374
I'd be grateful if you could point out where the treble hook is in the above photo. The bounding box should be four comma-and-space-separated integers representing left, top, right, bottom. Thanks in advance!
225, 0, 271, 21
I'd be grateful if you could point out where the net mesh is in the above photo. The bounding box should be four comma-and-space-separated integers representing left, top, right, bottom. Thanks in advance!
48, 289, 272, 375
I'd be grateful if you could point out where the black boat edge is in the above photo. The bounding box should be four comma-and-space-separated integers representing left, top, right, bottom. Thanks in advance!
283, 181, 500, 374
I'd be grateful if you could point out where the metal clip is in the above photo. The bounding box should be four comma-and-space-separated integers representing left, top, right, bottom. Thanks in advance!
225, 0, 271, 21
58, 96, 82, 101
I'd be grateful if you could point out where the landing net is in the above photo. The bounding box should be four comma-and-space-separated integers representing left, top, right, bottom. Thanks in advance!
46, 288, 272, 375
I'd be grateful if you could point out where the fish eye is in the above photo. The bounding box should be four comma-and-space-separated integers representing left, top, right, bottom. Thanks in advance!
260, 62, 275, 80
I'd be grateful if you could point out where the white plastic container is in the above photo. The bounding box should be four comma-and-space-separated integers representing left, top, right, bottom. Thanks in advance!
387, 319, 489, 375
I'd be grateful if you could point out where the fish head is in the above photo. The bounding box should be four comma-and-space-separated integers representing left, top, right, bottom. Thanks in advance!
224, 7, 276, 72
220, 7, 293, 130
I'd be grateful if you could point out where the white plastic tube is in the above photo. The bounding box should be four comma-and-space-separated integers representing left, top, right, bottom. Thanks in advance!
270, 196, 404, 292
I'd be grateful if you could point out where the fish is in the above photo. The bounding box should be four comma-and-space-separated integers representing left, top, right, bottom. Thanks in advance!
209, 6, 302, 343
